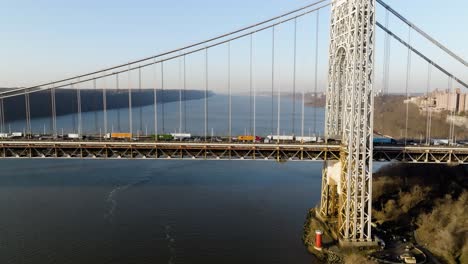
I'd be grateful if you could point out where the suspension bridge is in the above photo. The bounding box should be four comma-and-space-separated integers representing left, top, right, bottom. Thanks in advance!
0, 0, 467, 245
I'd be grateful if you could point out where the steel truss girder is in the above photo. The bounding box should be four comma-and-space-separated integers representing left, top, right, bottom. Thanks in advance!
0, 141, 341, 161
0, 142, 466, 163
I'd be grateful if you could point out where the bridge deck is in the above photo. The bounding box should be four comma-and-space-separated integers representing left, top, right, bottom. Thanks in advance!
1, 141, 467, 164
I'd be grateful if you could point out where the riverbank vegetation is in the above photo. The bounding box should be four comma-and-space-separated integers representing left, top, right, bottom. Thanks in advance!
303, 163, 467, 263
373, 163, 468, 264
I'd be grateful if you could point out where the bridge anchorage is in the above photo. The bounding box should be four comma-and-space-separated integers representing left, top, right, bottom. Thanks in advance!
320, 0, 376, 246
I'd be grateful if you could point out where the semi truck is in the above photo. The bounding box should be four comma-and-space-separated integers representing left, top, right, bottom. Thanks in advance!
295, 136, 323, 143
11, 132, 23, 138
237, 135, 261, 142
265, 135, 294, 142
104, 133, 132, 140
171, 133, 191, 140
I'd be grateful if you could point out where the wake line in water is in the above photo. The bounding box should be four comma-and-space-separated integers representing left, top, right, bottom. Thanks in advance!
165, 225, 177, 264
104, 163, 193, 223
105, 177, 151, 222
104, 178, 150, 222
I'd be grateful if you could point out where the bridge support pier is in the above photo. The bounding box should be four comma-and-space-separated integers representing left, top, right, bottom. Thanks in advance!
320, 160, 340, 219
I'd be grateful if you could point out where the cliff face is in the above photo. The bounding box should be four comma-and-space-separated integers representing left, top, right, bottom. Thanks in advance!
1, 89, 211, 122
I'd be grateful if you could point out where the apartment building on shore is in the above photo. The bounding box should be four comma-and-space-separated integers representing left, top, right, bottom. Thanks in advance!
410, 88, 468, 114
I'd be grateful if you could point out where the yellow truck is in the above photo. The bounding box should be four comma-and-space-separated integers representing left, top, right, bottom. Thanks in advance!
237, 135, 256, 142
105, 133, 132, 139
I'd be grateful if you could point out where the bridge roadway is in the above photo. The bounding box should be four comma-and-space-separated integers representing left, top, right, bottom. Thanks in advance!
1, 140, 468, 164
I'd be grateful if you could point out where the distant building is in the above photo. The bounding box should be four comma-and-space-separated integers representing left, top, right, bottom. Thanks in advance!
414, 88, 468, 114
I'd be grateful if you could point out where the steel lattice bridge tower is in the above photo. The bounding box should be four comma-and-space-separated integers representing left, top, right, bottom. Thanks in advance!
0, 0, 467, 247
321, 0, 375, 245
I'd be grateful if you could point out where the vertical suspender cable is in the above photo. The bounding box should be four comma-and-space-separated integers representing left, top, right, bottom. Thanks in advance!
277, 28, 281, 141
77, 80, 82, 135
301, 86, 305, 138
404, 27, 412, 145
301, 61, 305, 139
184, 59, 188, 133
313, 11, 320, 135
179, 55, 183, 134
425, 63, 432, 145
249, 34, 256, 138
252, 35, 256, 141
300, 17, 305, 138
228, 42, 232, 142
25, 91, 31, 136
128, 65, 133, 136
153, 59, 158, 139
103, 73, 108, 135
249, 34, 253, 137
51, 84, 57, 136
161, 62, 165, 134
116, 74, 120, 133
205, 48, 209, 141
382, 9, 390, 95
385, 36, 391, 95
93, 79, 98, 133
139, 66, 143, 135
0, 98, 4, 133
448, 76, 455, 144
0, 98, 3, 133
271, 26, 276, 136
292, 18, 297, 136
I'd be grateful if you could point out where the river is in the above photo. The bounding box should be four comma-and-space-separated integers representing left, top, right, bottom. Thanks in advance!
0, 94, 325, 264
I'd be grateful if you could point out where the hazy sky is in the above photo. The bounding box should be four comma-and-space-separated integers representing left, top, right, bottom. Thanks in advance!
1, 0, 466, 93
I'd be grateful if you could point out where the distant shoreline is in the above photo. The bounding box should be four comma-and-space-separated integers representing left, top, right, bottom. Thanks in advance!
1, 89, 213, 122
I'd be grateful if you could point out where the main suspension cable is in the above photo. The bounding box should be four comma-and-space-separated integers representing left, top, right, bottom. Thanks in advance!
1, 0, 330, 98
377, 0, 468, 68
0, 4, 330, 100
377, 22, 468, 89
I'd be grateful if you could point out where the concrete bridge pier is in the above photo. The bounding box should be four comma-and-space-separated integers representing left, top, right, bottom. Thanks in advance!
320, 160, 341, 220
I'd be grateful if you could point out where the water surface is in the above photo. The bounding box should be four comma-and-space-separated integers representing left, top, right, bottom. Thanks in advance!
0, 159, 323, 264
